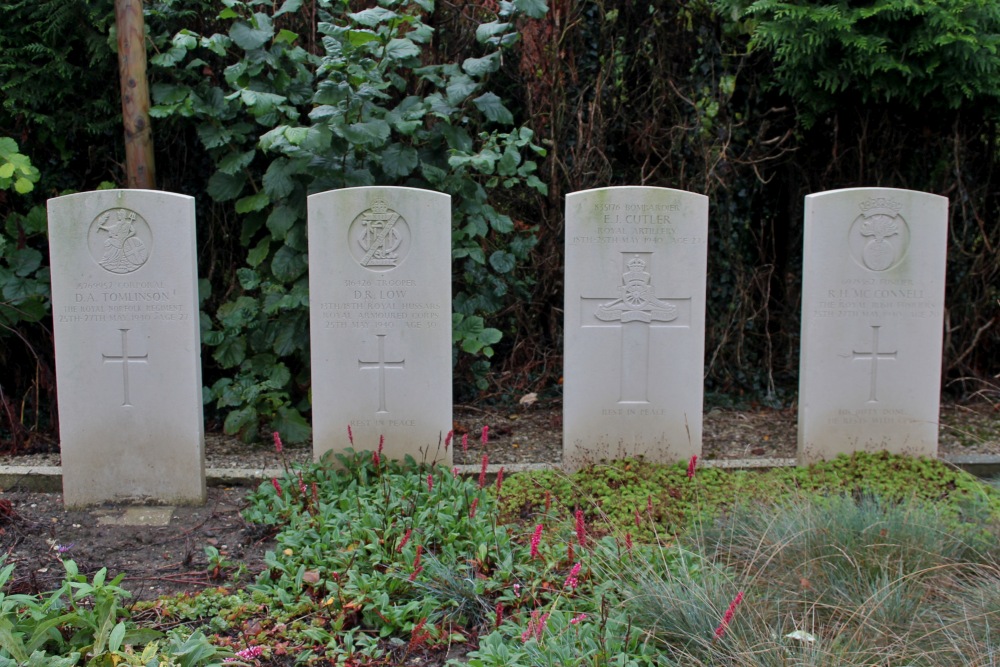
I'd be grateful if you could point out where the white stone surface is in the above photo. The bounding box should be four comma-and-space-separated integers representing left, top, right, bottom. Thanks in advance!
797, 188, 948, 464
309, 187, 452, 464
563, 186, 708, 470
47, 190, 205, 507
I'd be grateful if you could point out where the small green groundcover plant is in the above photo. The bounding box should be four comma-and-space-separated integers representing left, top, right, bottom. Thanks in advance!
3, 446, 999, 666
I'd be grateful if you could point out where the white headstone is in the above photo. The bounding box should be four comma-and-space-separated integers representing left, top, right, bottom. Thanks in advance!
563, 186, 708, 470
308, 187, 452, 464
798, 187, 948, 464
47, 190, 205, 507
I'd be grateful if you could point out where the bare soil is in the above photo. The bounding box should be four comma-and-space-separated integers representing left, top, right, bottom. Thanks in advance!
1, 401, 997, 604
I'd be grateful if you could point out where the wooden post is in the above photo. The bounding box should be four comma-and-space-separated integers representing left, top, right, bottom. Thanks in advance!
116, 0, 156, 189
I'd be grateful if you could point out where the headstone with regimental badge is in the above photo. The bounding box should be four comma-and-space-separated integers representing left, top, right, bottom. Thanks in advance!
563, 186, 708, 471
47, 190, 205, 507
308, 187, 452, 464
797, 187, 948, 464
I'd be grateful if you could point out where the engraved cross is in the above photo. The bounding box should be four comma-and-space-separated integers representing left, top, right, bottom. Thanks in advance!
852, 325, 897, 403
580, 253, 690, 403
358, 334, 405, 413
102, 328, 148, 407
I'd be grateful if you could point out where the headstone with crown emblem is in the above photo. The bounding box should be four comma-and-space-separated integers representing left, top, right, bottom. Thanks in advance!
308, 187, 452, 464
797, 188, 948, 464
563, 186, 708, 471
47, 190, 205, 507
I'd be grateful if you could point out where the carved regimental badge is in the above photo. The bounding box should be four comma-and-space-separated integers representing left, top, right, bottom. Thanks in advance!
88, 208, 152, 274
848, 198, 911, 272
347, 198, 411, 271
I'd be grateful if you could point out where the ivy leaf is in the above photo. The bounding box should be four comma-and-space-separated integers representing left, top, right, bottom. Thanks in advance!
271, 245, 308, 282
230, 13, 274, 51
380, 143, 419, 178
207, 171, 246, 201
473, 92, 514, 124
462, 52, 501, 77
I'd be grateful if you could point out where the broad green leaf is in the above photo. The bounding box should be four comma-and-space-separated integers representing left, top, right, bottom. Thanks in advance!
446, 74, 479, 104
274, 0, 303, 18
271, 313, 306, 356
207, 171, 246, 201
497, 146, 521, 175
349, 7, 397, 26
217, 295, 259, 329
0, 137, 17, 156
380, 143, 419, 178
275, 29, 299, 45
473, 92, 514, 124
217, 149, 255, 175
462, 52, 501, 76
236, 268, 260, 290
247, 238, 271, 267
489, 250, 516, 273
262, 157, 298, 199
214, 336, 247, 368
339, 119, 391, 145
8, 248, 42, 277
13, 177, 33, 194
271, 245, 307, 282
0, 163, 13, 179
475, 21, 511, 44
385, 38, 421, 60
230, 14, 274, 50
235, 191, 270, 214
513, 0, 548, 19
266, 206, 299, 240
271, 406, 311, 443
224, 406, 257, 437
348, 29, 380, 46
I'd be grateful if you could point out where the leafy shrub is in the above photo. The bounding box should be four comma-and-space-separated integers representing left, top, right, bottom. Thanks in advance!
149, 0, 548, 440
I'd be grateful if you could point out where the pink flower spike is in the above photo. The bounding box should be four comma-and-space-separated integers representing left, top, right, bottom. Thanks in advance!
626, 532, 633, 551
635, 508, 641, 527
398, 528, 412, 552
687, 454, 698, 479
714, 591, 745, 639
495, 602, 504, 629
427, 473, 434, 492
535, 612, 549, 640
378, 434, 384, 455
481, 425, 489, 446
462, 433, 469, 452
372, 451, 380, 466
495, 466, 505, 494
445, 429, 453, 450
272, 431, 283, 453
271, 478, 283, 498
530, 524, 543, 559
235, 645, 263, 660
575, 508, 587, 548
469, 497, 478, 518
564, 562, 582, 589
452, 466, 459, 477
347, 424, 354, 445
479, 454, 489, 489
570, 613, 587, 625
